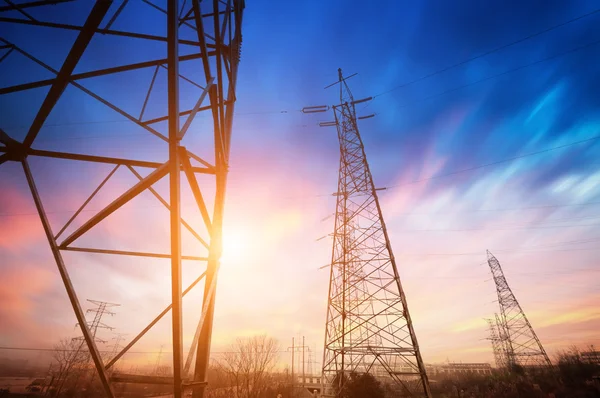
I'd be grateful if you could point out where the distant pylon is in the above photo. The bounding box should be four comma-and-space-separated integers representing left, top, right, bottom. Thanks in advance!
487, 251, 551, 369
485, 315, 507, 369
111, 333, 127, 356
86, 300, 120, 343
320, 69, 431, 397
73, 299, 119, 344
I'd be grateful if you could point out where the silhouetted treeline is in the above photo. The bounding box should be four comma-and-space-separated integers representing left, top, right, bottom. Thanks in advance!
429, 347, 600, 398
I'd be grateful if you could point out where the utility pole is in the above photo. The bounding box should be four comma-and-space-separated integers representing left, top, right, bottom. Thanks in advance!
288, 337, 308, 395
487, 250, 552, 369
310, 69, 432, 397
288, 338, 295, 395
302, 336, 305, 390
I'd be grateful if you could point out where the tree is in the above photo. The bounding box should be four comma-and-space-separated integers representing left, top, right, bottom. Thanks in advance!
215, 335, 280, 398
48, 338, 88, 396
556, 345, 599, 390
334, 372, 385, 398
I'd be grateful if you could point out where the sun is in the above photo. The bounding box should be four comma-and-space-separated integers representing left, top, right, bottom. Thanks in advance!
220, 227, 250, 266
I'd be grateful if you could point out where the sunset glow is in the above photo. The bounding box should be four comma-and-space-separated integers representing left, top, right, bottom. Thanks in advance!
1, 3, 600, 396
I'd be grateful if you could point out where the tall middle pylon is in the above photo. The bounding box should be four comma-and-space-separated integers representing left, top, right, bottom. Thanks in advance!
321, 69, 431, 397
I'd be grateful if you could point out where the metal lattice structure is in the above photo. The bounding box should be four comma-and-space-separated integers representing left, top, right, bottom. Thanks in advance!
0, 1, 244, 397
75, 300, 119, 345
321, 69, 431, 397
487, 251, 552, 369
485, 314, 508, 369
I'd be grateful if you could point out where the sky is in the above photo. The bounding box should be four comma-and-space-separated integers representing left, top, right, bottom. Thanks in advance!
1, 0, 600, 374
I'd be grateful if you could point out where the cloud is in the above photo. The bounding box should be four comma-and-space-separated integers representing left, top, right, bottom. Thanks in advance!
450, 318, 488, 333
0, 264, 57, 344
0, 185, 45, 252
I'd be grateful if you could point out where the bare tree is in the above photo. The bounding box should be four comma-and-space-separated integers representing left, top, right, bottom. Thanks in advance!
216, 335, 280, 398
47, 338, 87, 396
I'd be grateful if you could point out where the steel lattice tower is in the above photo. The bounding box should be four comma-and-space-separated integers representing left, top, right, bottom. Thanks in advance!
485, 314, 508, 369
0, 2, 244, 398
73, 300, 119, 345
487, 251, 552, 369
321, 69, 431, 397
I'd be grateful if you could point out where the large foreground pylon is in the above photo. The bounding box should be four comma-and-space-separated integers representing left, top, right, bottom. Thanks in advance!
321, 69, 431, 397
487, 251, 552, 369
0, 2, 244, 397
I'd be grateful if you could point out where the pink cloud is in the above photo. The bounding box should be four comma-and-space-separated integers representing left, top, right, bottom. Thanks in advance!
0, 185, 45, 251
0, 264, 57, 345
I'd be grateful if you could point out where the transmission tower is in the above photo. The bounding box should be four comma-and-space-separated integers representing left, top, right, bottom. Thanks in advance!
111, 333, 127, 357
74, 299, 119, 344
319, 69, 431, 397
0, 2, 244, 398
88, 300, 119, 342
487, 250, 552, 369
485, 315, 507, 369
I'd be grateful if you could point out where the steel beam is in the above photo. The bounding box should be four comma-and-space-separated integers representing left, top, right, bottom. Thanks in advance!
178, 78, 214, 139
181, 149, 212, 232
22, 0, 111, 148
104, 0, 128, 30
0, 16, 201, 46
0, 0, 73, 12
55, 165, 120, 240
183, 263, 220, 375
110, 373, 208, 386
167, 1, 183, 397
4, 0, 37, 21
24, 148, 213, 172
60, 163, 170, 247
191, 3, 242, 396
0, 52, 209, 95
61, 247, 208, 261
127, 165, 209, 249
105, 271, 207, 370
22, 159, 115, 398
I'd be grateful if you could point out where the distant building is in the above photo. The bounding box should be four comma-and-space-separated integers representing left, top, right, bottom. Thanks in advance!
296, 375, 322, 396
427, 362, 493, 377
580, 351, 600, 365
297, 375, 322, 385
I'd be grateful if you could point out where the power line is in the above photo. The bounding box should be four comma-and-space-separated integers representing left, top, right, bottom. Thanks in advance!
3, 8, 598, 131
399, 247, 600, 256
393, 200, 600, 216
0, 346, 292, 355
373, 7, 600, 98
387, 38, 600, 111
5, 42, 599, 191
381, 132, 600, 190
342, 236, 600, 258
397, 222, 600, 233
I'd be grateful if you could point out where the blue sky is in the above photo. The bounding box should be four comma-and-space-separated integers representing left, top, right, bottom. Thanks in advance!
1, 0, 600, 370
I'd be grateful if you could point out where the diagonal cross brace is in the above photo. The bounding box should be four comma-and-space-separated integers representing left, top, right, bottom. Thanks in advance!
22, 159, 115, 398
60, 162, 169, 247
178, 78, 214, 139
181, 148, 212, 233
22, 0, 112, 148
